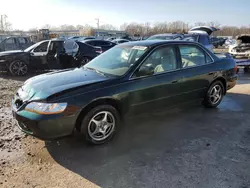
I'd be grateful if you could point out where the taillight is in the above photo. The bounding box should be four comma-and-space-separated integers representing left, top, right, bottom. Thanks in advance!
234, 65, 238, 73
95, 50, 102, 54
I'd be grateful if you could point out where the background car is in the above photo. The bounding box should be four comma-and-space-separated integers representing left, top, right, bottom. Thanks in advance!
0, 36, 34, 52
12, 40, 238, 145
185, 26, 219, 51
81, 39, 117, 52
67, 36, 96, 41
0, 39, 101, 76
147, 33, 184, 40
111, 39, 130, 44
106, 37, 116, 41
229, 34, 250, 58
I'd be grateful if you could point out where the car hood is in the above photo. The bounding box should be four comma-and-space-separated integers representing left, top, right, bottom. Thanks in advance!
236, 35, 250, 43
19, 68, 110, 101
189, 26, 219, 36
0, 50, 26, 56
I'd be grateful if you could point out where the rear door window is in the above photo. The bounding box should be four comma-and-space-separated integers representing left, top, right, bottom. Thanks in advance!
179, 45, 206, 68
96, 41, 111, 46
18, 38, 26, 44
5, 38, 15, 44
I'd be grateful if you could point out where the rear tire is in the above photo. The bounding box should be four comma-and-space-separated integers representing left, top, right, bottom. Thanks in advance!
9, 60, 28, 76
80, 105, 120, 145
80, 57, 91, 66
203, 81, 224, 108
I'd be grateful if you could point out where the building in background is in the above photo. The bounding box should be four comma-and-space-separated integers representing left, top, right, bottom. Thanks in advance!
50, 30, 80, 38
80, 28, 127, 39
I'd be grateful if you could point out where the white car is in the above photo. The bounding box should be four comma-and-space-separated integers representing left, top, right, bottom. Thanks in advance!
229, 35, 250, 58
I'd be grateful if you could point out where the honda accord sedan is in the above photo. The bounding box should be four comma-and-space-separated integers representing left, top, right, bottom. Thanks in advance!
12, 40, 238, 144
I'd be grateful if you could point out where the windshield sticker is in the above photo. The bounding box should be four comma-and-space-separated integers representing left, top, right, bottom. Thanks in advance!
132, 46, 147, 51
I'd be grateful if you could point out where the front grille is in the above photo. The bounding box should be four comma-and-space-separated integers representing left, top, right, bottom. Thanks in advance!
15, 98, 23, 109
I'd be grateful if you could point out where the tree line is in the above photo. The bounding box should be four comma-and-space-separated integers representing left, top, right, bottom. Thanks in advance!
2, 17, 250, 38
41, 21, 250, 37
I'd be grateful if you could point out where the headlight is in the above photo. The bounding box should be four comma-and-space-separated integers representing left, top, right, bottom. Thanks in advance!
0, 59, 6, 63
25, 102, 67, 114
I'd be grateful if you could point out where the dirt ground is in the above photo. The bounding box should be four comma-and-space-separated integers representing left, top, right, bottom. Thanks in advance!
0, 70, 250, 188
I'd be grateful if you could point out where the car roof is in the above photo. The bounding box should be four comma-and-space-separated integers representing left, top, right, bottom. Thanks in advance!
120, 40, 201, 47
151, 33, 183, 37
51, 38, 65, 42
83, 39, 109, 42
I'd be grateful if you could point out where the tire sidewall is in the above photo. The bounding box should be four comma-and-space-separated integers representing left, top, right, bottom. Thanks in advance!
204, 81, 224, 108
80, 57, 91, 66
9, 60, 28, 76
80, 105, 120, 145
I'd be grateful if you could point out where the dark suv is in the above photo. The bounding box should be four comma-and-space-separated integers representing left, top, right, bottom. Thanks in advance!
0, 36, 33, 52
183, 33, 214, 51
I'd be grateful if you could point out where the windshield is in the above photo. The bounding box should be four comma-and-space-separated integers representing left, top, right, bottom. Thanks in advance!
24, 41, 45, 52
147, 35, 174, 40
84, 45, 148, 76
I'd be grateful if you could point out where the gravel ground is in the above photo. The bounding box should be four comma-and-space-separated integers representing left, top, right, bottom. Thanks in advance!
0, 71, 250, 188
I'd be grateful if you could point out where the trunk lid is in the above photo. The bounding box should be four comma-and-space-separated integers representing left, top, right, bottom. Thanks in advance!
189, 26, 219, 36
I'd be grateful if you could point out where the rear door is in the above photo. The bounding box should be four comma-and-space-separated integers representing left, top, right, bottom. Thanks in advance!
47, 41, 65, 69
177, 44, 215, 101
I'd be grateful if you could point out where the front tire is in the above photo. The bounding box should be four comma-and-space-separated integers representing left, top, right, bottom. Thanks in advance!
203, 81, 224, 108
80, 105, 120, 145
9, 60, 28, 76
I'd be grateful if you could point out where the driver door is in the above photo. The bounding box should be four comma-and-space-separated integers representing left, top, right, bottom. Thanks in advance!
30, 41, 49, 70
128, 45, 184, 113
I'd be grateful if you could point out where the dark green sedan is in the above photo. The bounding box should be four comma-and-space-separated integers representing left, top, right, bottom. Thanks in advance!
12, 40, 238, 144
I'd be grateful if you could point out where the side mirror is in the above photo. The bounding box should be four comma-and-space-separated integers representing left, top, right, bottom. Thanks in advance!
136, 66, 154, 77
30, 52, 34, 56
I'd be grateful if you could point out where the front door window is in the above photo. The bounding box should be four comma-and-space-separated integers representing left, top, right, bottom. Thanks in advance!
135, 45, 177, 77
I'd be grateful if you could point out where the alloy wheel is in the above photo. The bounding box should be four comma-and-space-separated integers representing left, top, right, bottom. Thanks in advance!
88, 111, 115, 142
10, 61, 28, 76
209, 85, 222, 105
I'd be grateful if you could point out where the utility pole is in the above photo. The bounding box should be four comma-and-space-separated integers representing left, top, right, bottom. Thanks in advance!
95, 18, 99, 37
0, 15, 3, 32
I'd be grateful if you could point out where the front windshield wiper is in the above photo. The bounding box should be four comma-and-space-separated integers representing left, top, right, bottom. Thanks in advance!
84, 67, 107, 77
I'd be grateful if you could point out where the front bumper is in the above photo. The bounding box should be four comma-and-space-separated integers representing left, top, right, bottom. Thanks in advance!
12, 108, 77, 140
229, 51, 250, 58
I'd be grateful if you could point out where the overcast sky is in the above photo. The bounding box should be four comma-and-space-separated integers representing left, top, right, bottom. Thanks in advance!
0, 0, 249, 30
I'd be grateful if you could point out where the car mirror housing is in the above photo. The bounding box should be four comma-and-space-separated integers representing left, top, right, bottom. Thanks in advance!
136, 66, 154, 77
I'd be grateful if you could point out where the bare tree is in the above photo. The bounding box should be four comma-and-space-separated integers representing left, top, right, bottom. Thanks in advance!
0, 15, 12, 33
42, 24, 51, 29
99, 24, 117, 30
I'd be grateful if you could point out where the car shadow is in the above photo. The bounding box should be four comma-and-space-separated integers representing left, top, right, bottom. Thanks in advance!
45, 92, 250, 188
